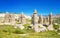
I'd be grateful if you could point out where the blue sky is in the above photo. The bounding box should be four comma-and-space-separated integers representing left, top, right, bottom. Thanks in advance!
0, 0, 60, 15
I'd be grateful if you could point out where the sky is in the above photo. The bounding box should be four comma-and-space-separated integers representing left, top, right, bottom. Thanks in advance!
0, 0, 60, 15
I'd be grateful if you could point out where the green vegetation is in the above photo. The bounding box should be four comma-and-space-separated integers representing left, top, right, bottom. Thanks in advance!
0, 25, 60, 38
53, 23, 60, 33
0, 25, 26, 34
53, 18, 60, 32
0, 25, 20, 38
0, 31, 20, 38
24, 31, 60, 38
53, 24, 59, 30
26, 19, 31, 22
53, 18, 60, 24
23, 24, 30, 28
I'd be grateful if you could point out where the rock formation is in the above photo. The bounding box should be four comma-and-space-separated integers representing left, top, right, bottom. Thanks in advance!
18, 12, 26, 24
31, 9, 39, 32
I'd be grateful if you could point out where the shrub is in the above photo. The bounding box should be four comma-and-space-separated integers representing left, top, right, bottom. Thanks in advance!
14, 28, 25, 34
53, 24, 59, 30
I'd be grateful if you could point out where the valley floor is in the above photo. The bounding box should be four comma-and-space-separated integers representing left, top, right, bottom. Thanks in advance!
0, 25, 60, 38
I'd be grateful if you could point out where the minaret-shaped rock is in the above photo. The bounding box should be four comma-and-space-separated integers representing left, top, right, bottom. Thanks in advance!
32, 9, 39, 32
49, 12, 53, 25
46, 17, 49, 25
43, 17, 47, 24
47, 12, 54, 30
47, 17, 49, 24
32, 9, 38, 25
38, 14, 43, 24
5, 12, 10, 23
5, 12, 15, 24
19, 12, 26, 24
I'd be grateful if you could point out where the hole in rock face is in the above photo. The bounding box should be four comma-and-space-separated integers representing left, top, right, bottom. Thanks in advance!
43, 24, 48, 27
28, 26, 32, 28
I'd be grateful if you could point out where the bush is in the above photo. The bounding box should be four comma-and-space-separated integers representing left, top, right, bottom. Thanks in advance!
23, 24, 30, 29
14, 28, 25, 34
53, 24, 59, 30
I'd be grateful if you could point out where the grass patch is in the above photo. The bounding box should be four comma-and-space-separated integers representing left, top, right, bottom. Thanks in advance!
0, 25, 60, 38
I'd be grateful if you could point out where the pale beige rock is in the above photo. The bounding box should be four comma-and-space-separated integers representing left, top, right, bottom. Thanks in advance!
47, 12, 54, 30
18, 12, 26, 24
31, 9, 38, 25
49, 12, 53, 25
31, 9, 39, 32
43, 18, 47, 24
4, 12, 15, 25
59, 26, 60, 30
33, 24, 39, 32
0, 17, 4, 23
38, 14, 43, 24
47, 24, 54, 30
39, 24, 47, 32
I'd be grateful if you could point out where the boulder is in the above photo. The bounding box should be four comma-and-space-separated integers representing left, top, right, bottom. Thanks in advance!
47, 24, 54, 30
19, 24, 24, 30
